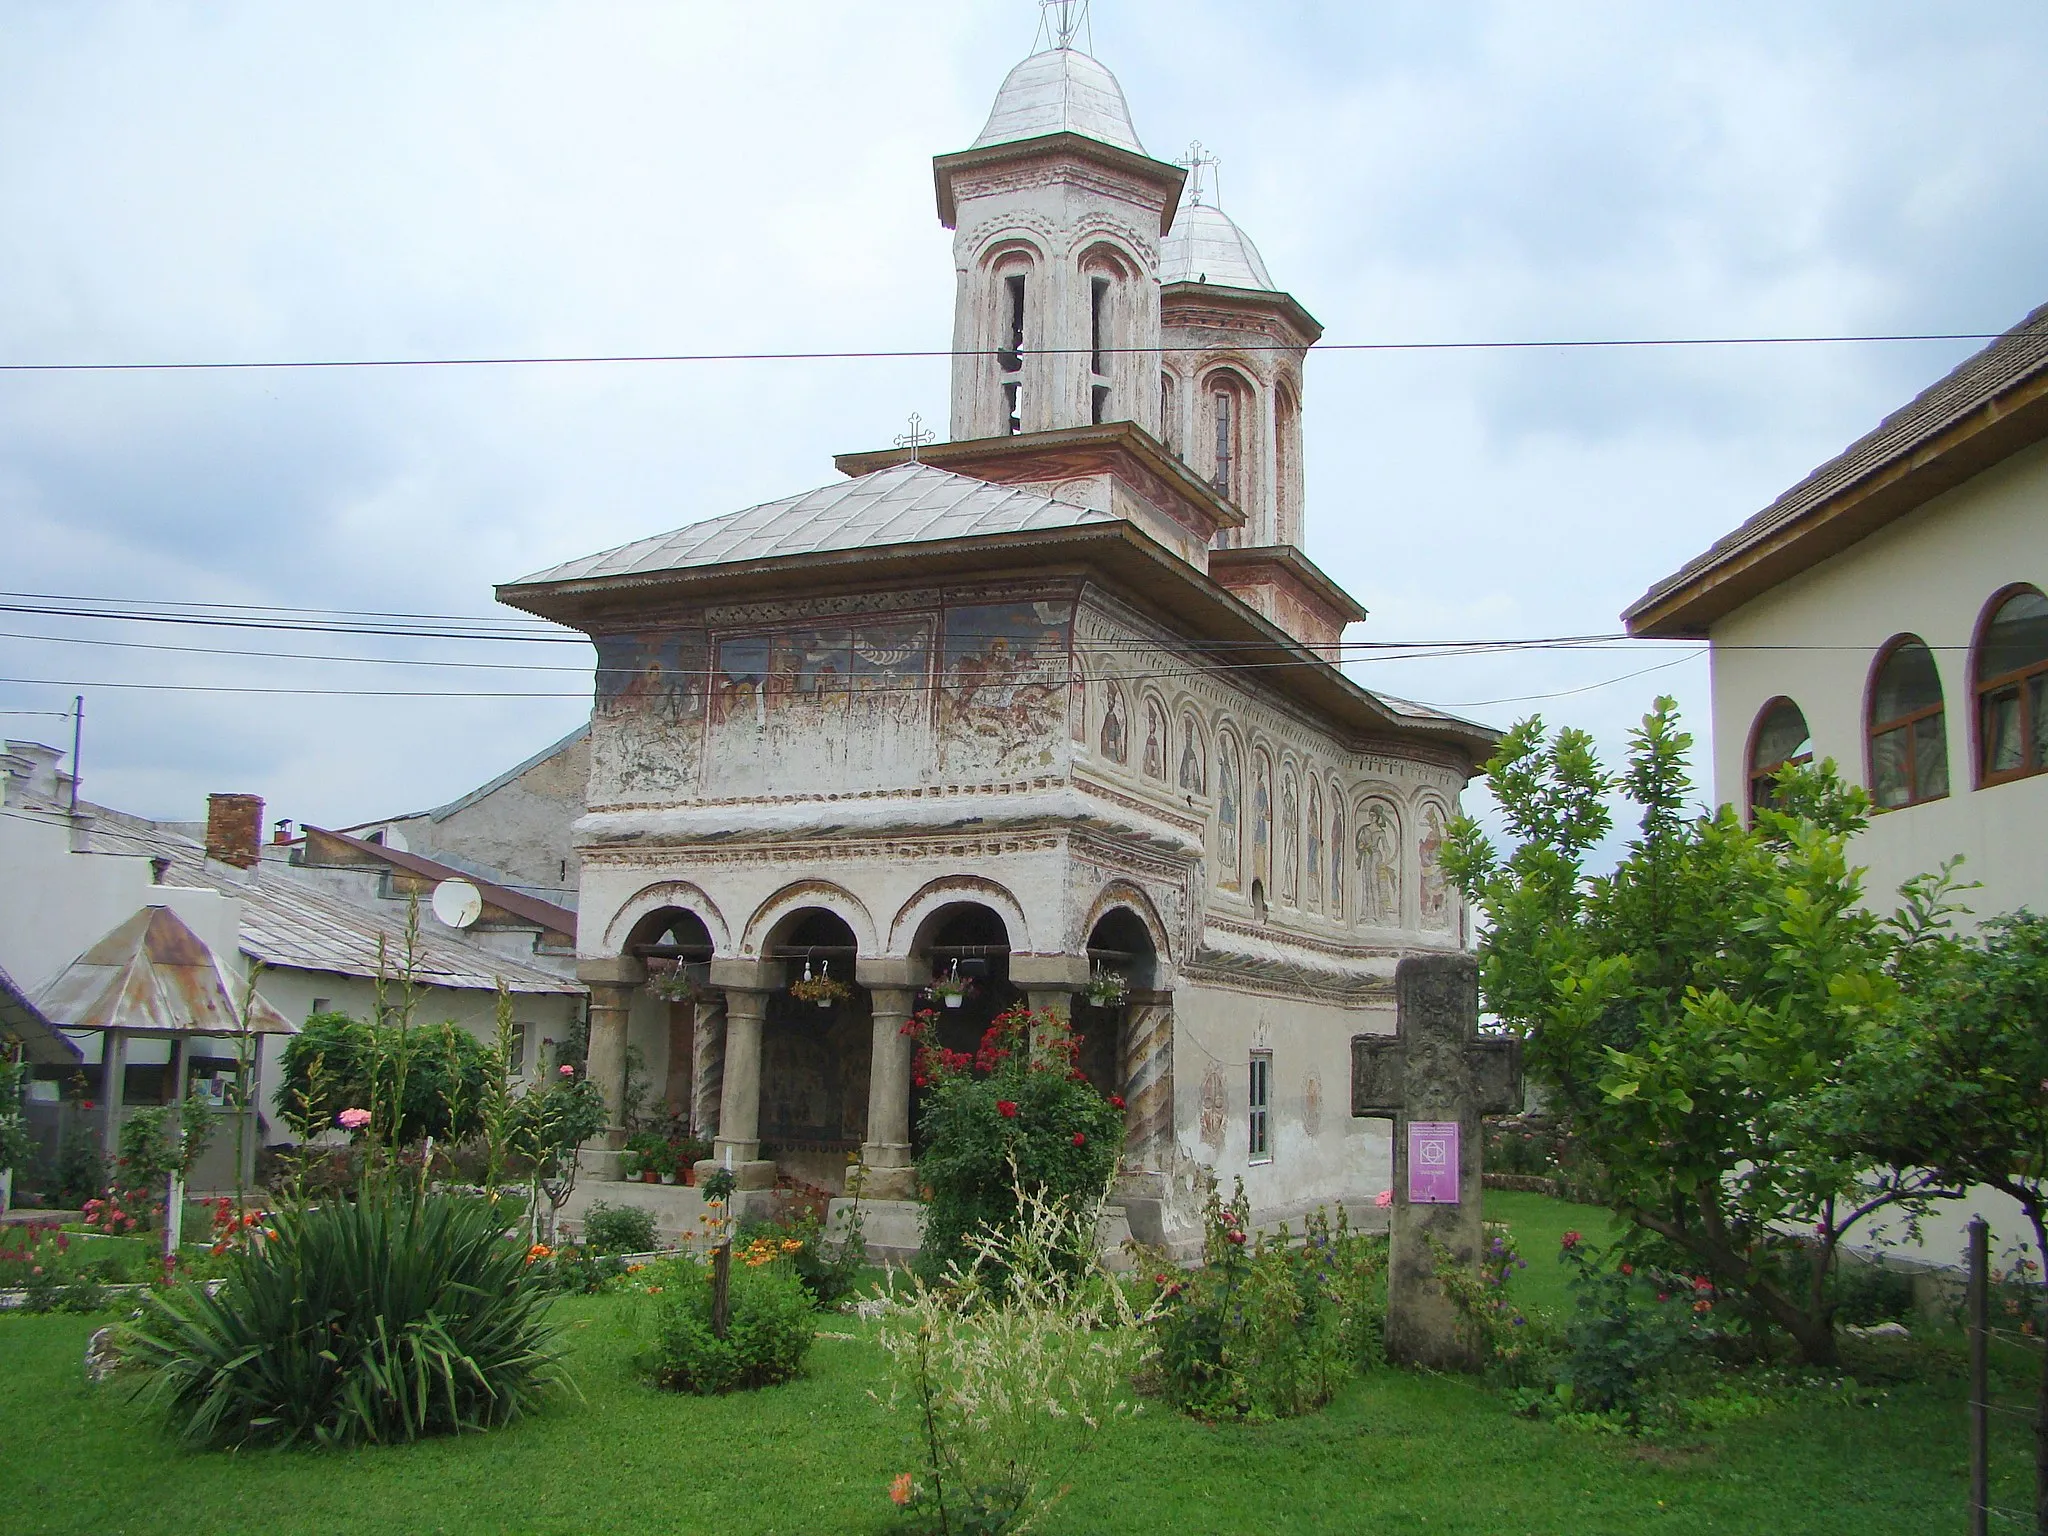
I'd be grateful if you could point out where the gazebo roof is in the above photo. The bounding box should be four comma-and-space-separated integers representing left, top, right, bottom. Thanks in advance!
32, 905, 297, 1039
0, 959, 82, 1065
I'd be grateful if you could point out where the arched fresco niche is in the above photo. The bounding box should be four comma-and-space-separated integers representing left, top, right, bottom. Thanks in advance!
1140, 693, 1168, 780
1252, 748, 1274, 891
1215, 730, 1243, 890
1417, 798, 1454, 931
1328, 785, 1345, 916
1354, 795, 1402, 927
1280, 765, 1300, 906
1178, 711, 1208, 795
1100, 680, 1130, 764
1305, 777, 1324, 913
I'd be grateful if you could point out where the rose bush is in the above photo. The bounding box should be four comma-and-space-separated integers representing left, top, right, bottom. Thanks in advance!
908, 1005, 1124, 1283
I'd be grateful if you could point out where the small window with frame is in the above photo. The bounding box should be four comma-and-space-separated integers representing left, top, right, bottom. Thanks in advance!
1248, 1051, 1272, 1163
1976, 585, 2048, 787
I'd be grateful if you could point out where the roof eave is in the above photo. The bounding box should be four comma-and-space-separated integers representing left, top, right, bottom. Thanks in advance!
1626, 335, 2048, 638
933, 133, 1189, 233
1159, 280, 1324, 347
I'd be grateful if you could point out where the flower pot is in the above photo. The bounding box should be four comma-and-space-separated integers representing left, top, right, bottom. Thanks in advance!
943, 994, 963, 1009
681, 1168, 696, 1187
661, 1172, 679, 1185
641, 1170, 660, 1184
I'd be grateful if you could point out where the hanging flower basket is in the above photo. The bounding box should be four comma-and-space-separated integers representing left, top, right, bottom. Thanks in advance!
1083, 968, 1129, 1008
789, 960, 851, 1009
928, 959, 974, 1010
646, 959, 711, 1003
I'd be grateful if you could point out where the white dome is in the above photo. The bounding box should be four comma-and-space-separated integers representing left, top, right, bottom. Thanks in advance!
1159, 201, 1275, 291
970, 48, 1145, 155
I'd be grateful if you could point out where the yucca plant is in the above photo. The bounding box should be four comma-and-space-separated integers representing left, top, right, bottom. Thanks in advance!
125, 1192, 567, 1448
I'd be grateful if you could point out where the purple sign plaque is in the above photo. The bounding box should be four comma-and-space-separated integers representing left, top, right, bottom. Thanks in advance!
1407, 1121, 1461, 1205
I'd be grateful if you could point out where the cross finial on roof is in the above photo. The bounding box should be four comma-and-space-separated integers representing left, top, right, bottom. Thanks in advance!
1179, 140, 1221, 206
1036, 0, 1092, 51
894, 411, 936, 461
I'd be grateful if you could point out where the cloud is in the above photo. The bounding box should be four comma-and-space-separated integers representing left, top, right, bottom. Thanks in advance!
0, 0, 2039, 844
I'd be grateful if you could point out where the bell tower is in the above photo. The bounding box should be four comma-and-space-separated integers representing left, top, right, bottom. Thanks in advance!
933, 14, 1185, 443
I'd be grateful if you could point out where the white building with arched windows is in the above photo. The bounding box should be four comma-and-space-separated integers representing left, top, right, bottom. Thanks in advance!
1626, 301, 2048, 926
496, 27, 1496, 1250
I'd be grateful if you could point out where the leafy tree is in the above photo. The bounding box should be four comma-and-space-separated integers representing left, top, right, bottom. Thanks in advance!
509, 1065, 607, 1243
0, 1056, 34, 1210
1836, 912, 2048, 1521
1445, 699, 1951, 1363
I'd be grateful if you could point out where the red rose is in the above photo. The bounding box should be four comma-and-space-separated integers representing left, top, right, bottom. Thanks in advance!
997, 1100, 1018, 1118
1227, 1230, 1246, 1246
1560, 1230, 1580, 1249
1619, 1262, 1633, 1276
1072, 1132, 1086, 1147
1109, 1094, 1125, 1109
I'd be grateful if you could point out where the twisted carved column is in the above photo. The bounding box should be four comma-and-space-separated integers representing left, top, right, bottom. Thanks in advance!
690, 992, 725, 1143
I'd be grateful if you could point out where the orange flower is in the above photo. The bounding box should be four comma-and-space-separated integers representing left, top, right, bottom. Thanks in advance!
889, 1473, 914, 1507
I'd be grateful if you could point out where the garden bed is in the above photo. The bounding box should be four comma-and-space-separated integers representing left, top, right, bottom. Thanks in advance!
0, 1194, 2016, 1534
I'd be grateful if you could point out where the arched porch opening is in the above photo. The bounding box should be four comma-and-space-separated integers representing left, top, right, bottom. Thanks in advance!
1078, 907, 1158, 1097
625, 907, 714, 1130
757, 907, 869, 1193
908, 902, 1021, 1156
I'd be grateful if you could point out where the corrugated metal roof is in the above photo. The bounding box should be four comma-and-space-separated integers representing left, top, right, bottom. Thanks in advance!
1628, 299, 2048, 623
80, 812, 581, 997
1, 958, 81, 1064
510, 462, 1116, 588
33, 906, 297, 1038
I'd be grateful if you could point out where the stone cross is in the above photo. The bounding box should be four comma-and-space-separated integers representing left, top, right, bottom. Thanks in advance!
1352, 951, 1523, 1371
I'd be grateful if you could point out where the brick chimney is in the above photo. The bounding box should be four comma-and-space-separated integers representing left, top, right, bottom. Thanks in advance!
205, 793, 264, 869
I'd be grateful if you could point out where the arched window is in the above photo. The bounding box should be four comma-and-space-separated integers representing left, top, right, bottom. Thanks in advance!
1274, 379, 1302, 545
1203, 367, 1255, 513
1747, 698, 1812, 813
1867, 637, 1947, 809
1976, 586, 2048, 786
1159, 370, 1179, 453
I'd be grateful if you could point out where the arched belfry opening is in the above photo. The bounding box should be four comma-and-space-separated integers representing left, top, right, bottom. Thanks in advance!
625, 907, 715, 1130
755, 907, 870, 1194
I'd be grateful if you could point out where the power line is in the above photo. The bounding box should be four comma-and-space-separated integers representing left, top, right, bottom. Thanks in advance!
0, 333, 2001, 374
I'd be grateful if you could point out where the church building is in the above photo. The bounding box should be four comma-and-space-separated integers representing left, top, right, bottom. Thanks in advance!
498, 23, 1496, 1247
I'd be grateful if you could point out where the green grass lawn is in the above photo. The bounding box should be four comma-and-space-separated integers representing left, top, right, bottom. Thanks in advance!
0, 1194, 2012, 1535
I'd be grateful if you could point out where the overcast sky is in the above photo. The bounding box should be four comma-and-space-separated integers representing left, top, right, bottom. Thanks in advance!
2, 1, 2043, 850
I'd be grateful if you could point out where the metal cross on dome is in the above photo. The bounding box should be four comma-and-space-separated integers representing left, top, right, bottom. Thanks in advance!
1179, 140, 1222, 206
1037, 0, 1092, 51
895, 412, 936, 461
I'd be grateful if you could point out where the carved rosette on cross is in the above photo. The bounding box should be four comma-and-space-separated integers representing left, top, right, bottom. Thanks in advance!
1351, 951, 1524, 1372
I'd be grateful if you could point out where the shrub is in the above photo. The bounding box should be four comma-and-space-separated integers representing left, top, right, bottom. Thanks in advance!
581, 1201, 660, 1255
1150, 1179, 1387, 1421
279, 1012, 493, 1145
875, 1172, 1152, 1535
1829, 1256, 1916, 1326
638, 1253, 815, 1394
524, 1240, 629, 1294
736, 1205, 866, 1310
910, 1005, 1124, 1283
1428, 1224, 1556, 1388
55, 1118, 104, 1208
124, 1192, 566, 1448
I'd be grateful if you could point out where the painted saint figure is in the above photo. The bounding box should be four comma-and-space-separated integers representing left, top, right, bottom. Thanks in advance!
1100, 684, 1129, 763
1419, 800, 1452, 929
1143, 698, 1166, 779
1355, 798, 1401, 925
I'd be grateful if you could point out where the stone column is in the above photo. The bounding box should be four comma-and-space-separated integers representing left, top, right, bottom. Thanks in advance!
575, 957, 644, 1163
1012, 953, 1089, 1048
1120, 992, 1174, 1172
690, 992, 726, 1143
701, 959, 775, 1190
856, 958, 921, 1201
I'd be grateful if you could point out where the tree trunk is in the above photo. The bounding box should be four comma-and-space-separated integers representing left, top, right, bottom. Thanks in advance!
1631, 1206, 1838, 1366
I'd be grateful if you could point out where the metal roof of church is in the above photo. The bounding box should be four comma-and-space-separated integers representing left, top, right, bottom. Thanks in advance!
970, 47, 1145, 155
513, 462, 1117, 586
1160, 202, 1275, 292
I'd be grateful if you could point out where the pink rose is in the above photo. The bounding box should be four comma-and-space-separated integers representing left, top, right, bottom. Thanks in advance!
336, 1107, 372, 1131
1375, 1189, 1393, 1209
560, 1064, 575, 1076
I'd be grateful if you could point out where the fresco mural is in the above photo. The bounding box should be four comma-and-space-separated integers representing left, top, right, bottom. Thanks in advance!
1355, 797, 1402, 926
936, 601, 1073, 777
704, 617, 933, 795
1252, 754, 1273, 890
1329, 792, 1345, 915
1419, 800, 1454, 930
589, 630, 708, 804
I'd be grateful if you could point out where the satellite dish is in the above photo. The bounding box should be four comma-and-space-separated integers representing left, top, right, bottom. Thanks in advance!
431, 879, 484, 929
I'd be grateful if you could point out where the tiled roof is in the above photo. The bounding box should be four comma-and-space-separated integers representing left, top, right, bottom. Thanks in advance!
1627, 301, 2048, 626
80, 811, 581, 996
508, 462, 1116, 588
